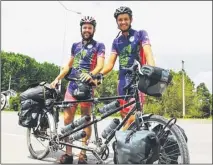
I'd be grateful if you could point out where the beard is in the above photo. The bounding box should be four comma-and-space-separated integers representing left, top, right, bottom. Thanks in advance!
81, 31, 94, 41
118, 24, 131, 32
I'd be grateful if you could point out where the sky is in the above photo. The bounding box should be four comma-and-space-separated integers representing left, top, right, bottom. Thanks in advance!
2, 1, 212, 92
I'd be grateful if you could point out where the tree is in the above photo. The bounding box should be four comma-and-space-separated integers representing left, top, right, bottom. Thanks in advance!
196, 83, 211, 117
1, 51, 212, 118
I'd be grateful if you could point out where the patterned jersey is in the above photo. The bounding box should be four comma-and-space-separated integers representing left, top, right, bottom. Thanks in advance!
111, 28, 151, 80
67, 39, 105, 93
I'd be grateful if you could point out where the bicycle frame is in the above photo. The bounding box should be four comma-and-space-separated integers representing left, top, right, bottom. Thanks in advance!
37, 91, 143, 150
55, 95, 137, 140
36, 66, 146, 162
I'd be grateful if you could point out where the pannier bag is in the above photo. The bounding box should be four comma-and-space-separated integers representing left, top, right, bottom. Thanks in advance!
18, 99, 41, 128
113, 129, 160, 164
138, 65, 172, 97
18, 82, 54, 128
20, 82, 57, 102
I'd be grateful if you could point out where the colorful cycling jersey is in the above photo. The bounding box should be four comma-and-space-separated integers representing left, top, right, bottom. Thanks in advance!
67, 39, 105, 94
111, 28, 151, 80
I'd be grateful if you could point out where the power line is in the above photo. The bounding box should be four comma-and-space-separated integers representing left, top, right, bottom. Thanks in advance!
57, 1, 82, 15
57, 1, 82, 92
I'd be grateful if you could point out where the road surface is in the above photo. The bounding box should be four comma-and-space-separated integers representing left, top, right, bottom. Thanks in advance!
1, 111, 212, 164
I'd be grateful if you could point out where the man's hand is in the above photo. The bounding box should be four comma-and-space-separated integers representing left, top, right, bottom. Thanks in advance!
80, 73, 92, 82
50, 79, 59, 88
95, 73, 104, 85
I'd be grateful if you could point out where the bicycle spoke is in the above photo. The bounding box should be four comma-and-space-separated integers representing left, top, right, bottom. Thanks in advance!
34, 135, 48, 149
159, 154, 180, 163
164, 147, 180, 155
163, 142, 179, 150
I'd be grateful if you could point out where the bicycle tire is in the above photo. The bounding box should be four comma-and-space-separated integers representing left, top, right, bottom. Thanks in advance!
128, 114, 190, 164
1, 93, 7, 111
26, 111, 57, 160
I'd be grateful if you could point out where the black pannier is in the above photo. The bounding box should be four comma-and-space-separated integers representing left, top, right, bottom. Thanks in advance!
18, 99, 41, 128
138, 65, 172, 97
113, 129, 160, 164
18, 82, 56, 128
20, 82, 56, 102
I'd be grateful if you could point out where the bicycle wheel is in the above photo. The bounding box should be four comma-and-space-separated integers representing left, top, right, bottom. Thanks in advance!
128, 114, 190, 164
1, 93, 6, 110
26, 111, 57, 160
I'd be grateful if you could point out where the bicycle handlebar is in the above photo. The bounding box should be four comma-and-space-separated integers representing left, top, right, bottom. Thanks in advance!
122, 60, 143, 91
122, 60, 143, 75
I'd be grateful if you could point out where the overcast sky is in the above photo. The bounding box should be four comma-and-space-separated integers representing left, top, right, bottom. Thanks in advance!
2, 1, 212, 92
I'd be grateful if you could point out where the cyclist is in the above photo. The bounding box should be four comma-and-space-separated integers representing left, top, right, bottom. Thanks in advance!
97, 6, 155, 130
51, 16, 105, 164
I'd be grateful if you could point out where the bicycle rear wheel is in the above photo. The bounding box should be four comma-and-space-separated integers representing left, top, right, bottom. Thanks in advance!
128, 114, 190, 164
26, 111, 57, 160
1, 93, 6, 110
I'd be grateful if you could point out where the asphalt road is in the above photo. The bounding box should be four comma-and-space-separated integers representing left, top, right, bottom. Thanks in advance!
1, 111, 212, 164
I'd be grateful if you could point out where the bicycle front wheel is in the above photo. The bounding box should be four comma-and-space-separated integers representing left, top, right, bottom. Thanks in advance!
128, 114, 190, 164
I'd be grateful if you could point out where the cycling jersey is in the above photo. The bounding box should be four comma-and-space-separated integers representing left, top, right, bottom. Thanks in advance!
111, 28, 151, 81
67, 39, 105, 94
111, 28, 150, 113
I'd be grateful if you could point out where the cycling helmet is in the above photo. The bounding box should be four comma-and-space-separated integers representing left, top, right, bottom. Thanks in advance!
80, 16, 96, 28
114, 6, 132, 19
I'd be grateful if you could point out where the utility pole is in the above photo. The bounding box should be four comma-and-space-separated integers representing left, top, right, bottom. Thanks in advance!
182, 60, 185, 118
57, 1, 82, 92
8, 75, 11, 90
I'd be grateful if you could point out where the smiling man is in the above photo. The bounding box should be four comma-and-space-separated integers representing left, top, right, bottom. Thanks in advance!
51, 16, 105, 164
97, 6, 156, 129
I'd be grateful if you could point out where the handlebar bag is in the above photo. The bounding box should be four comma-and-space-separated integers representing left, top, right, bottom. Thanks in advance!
71, 82, 92, 100
138, 65, 172, 97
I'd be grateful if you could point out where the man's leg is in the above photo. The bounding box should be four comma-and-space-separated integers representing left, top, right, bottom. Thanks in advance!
59, 89, 77, 163
78, 102, 92, 163
64, 105, 77, 155
119, 91, 145, 130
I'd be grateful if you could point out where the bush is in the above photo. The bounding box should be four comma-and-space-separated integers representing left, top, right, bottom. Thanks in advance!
9, 93, 21, 111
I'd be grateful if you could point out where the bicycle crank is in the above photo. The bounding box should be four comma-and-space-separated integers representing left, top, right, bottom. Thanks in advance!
100, 146, 110, 160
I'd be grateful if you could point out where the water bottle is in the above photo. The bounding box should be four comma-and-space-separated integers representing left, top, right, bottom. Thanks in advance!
61, 115, 91, 134
69, 130, 86, 141
98, 100, 120, 114
101, 118, 120, 139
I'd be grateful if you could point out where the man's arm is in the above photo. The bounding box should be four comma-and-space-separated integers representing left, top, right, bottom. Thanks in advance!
51, 56, 74, 88
143, 45, 155, 66
139, 30, 156, 67
90, 56, 105, 75
56, 56, 74, 80
100, 53, 117, 75
91, 43, 105, 75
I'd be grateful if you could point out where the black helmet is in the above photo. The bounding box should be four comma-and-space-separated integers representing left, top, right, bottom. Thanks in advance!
80, 16, 96, 28
114, 6, 132, 19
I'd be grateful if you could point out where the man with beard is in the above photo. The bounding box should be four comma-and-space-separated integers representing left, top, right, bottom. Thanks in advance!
51, 16, 105, 164
97, 6, 156, 130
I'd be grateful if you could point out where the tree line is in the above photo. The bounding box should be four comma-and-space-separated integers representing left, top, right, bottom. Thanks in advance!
1, 51, 212, 118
